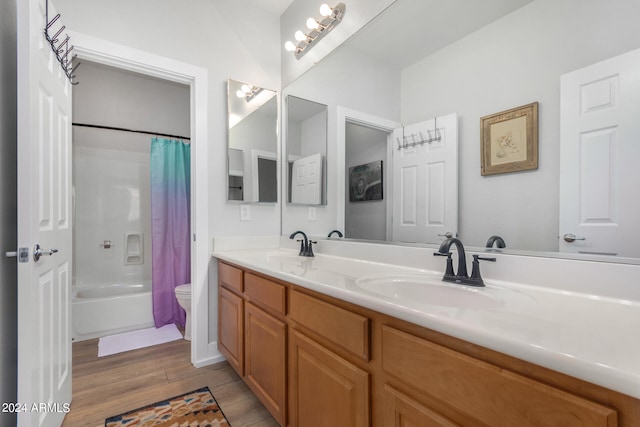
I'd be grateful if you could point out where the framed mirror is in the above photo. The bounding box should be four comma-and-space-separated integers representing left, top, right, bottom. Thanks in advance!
227, 79, 278, 203
285, 95, 328, 205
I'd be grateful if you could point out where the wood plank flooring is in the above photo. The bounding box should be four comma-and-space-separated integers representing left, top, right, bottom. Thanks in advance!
62, 338, 279, 427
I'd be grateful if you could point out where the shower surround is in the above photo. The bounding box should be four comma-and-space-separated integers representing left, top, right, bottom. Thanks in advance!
72, 136, 154, 341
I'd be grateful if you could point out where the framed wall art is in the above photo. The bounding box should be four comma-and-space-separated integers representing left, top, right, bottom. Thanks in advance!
349, 160, 383, 202
480, 102, 538, 176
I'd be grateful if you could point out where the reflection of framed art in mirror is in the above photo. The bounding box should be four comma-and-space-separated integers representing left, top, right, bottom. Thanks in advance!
349, 160, 383, 202
481, 102, 538, 176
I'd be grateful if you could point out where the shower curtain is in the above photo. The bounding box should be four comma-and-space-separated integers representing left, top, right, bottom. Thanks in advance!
150, 137, 191, 328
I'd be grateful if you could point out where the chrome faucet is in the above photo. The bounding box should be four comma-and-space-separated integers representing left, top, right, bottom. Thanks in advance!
434, 237, 495, 287
486, 235, 506, 249
327, 230, 343, 238
289, 231, 316, 257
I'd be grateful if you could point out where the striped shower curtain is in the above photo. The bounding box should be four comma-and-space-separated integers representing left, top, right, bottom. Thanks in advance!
150, 137, 191, 328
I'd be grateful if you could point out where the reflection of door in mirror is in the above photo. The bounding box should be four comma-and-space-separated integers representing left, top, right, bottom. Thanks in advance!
286, 95, 328, 205
392, 114, 458, 244
228, 148, 244, 201
345, 123, 389, 240
252, 150, 277, 203
291, 153, 322, 204
227, 78, 278, 203
559, 48, 640, 258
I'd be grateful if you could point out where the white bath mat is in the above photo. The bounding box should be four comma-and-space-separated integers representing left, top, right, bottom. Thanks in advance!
98, 324, 183, 357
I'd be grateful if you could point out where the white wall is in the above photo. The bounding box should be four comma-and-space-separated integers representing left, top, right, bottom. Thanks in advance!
73, 61, 190, 289
0, 0, 18, 423
55, 0, 282, 241
401, 0, 640, 251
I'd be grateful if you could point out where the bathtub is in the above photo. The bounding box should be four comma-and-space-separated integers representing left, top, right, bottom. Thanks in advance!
72, 282, 155, 342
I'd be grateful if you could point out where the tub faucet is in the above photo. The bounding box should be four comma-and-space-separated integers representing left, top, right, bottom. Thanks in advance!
327, 230, 343, 238
486, 235, 506, 249
434, 237, 495, 287
289, 231, 316, 257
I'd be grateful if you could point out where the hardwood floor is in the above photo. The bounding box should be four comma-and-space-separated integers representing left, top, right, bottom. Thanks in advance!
62, 338, 279, 427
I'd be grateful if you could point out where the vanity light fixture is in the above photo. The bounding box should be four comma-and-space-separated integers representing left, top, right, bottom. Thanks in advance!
285, 3, 346, 60
236, 84, 263, 102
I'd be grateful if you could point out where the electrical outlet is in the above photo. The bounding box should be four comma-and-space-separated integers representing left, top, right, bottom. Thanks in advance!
308, 207, 316, 221
240, 205, 251, 221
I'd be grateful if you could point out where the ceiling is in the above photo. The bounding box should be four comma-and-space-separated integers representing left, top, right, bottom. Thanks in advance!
346, 0, 534, 68
215, 0, 295, 16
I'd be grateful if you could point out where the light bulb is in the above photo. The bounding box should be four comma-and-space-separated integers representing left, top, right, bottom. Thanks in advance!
284, 41, 296, 52
319, 3, 332, 17
295, 30, 307, 42
236, 90, 245, 98
241, 84, 251, 94
306, 17, 319, 30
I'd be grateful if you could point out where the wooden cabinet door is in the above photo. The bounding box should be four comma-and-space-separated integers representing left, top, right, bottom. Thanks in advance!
245, 302, 287, 426
289, 330, 370, 427
383, 384, 459, 427
218, 286, 244, 376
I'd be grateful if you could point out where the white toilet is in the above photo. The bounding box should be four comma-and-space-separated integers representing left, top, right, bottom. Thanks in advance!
174, 283, 192, 341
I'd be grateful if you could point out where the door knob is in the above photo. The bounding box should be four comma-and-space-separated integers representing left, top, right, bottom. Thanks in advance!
563, 233, 586, 243
33, 244, 59, 262
438, 232, 455, 238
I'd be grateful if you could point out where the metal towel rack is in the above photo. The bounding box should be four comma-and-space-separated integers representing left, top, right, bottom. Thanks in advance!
44, 0, 80, 85
396, 116, 442, 150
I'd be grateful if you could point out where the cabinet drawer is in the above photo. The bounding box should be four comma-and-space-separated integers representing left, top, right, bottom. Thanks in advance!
381, 325, 617, 427
290, 290, 370, 361
219, 262, 243, 294
245, 273, 286, 317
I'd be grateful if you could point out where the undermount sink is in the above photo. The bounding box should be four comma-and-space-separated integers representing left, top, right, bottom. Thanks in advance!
355, 272, 504, 310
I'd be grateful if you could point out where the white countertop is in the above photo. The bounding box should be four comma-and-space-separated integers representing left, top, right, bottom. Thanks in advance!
212, 247, 640, 400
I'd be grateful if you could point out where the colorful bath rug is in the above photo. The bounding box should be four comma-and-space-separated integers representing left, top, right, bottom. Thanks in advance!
105, 387, 230, 426
98, 324, 183, 357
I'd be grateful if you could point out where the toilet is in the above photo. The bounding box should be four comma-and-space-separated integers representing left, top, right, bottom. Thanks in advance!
174, 283, 192, 341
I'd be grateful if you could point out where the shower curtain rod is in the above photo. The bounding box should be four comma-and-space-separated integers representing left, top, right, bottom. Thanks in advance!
72, 122, 190, 141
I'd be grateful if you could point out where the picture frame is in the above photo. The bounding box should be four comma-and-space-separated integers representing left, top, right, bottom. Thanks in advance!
480, 102, 538, 176
348, 160, 383, 202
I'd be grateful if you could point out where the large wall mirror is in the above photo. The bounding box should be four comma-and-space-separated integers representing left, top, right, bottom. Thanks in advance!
285, 95, 328, 205
280, 0, 640, 262
227, 79, 278, 203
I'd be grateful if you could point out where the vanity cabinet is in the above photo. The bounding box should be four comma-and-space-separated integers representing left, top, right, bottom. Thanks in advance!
244, 273, 287, 426
217, 263, 244, 376
217, 264, 287, 426
289, 329, 370, 427
380, 325, 618, 427
217, 260, 639, 427
289, 289, 371, 427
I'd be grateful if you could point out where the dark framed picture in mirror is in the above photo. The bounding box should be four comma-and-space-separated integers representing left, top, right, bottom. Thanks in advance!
349, 160, 383, 202
480, 102, 538, 176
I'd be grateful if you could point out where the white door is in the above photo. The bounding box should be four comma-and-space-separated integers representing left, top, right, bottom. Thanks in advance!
392, 114, 458, 244
17, 0, 73, 425
559, 48, 640, 258
291, 152, 322, 204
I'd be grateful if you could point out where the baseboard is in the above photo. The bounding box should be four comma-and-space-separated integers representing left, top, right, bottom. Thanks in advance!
193, 342, 225, 368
